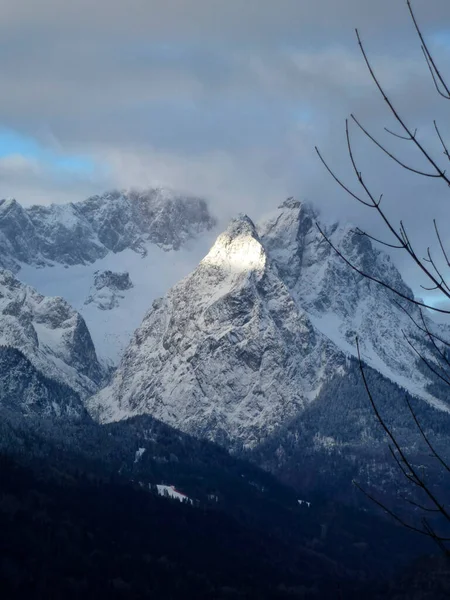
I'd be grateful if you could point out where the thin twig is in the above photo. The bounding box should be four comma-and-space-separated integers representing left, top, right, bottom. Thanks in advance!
353, 227, 405, 249
407, 0, 450, 99
384, 126, 417, 141
401, 329, 450, 387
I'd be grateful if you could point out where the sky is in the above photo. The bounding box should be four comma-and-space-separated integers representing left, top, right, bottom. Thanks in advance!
1, 0, 450, 302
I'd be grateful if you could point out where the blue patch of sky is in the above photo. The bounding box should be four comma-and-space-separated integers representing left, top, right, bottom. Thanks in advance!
430, 31, 450, 51
294, 107, 313, 123
0, 127, 100, 177
422, 294, 450, 308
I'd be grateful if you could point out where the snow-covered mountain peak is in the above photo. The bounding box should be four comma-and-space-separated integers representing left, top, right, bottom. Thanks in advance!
279, 196, 302, 210
87, 209, 345, 443
224, 213, 258, 237
201, 214, 266, 275
0, 197, 19, 212
257, 198, 319, 288
258, 201, 448, 407
257, 198, 412, 311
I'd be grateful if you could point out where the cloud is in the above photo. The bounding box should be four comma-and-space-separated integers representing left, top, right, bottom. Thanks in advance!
0, 0, 450, 297
0, 150, 108, 206
97, 145, 299, 223
2, 0, 449, 45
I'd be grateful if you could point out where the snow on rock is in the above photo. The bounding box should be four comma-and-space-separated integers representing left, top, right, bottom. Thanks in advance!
0, 187, 216, 272
0, 269, 104, 398
87, 213, 345, 447
20, 232, 219, 365
13, 187, 218, 364
134, 447, 146, 463
259, 199, 450, 408
89, 199, 450, 450
156, 485, 192, 504
0, 346, 88, 419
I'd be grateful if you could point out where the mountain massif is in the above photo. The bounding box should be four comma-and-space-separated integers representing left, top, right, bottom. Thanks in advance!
89, 198, 450, 451
2, 189, 450, 597
0, 187, 215, 272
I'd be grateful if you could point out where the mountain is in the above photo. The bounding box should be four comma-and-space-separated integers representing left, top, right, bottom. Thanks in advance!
250, 356, 450, 504
88, 198, 450, 451
2, 191, 449, 596
258, 198, 449, 406
0, 346, 87, 419
88, 212, 345, 446
0, 188, 215, 272
10, 187, 218, 363
0, 269, 103, 398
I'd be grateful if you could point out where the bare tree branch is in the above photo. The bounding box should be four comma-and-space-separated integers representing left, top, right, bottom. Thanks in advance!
405, 396, 450, 474
315, 0, 450, 554
317, 120, 450, 303
392, 300, 450, 349
401, 495, 442, 513
353, 480, 450, 551
401, 329, 450, 388
384, 126, 417, 141
353, 115, 440, 178
356, 28, 450, 186
407, 0, 450, 99
352, 227, 405, 250
356, 338, 450, 522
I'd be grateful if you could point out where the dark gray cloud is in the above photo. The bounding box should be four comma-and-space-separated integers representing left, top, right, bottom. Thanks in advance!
2, 0, 448, 43
0, 0, 450, 299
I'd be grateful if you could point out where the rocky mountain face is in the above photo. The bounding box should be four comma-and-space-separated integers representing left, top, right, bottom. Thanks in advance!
250, 356, 450, 503
0, 269, 104, 398
0, 346, 87, 420
5, 187, 218, 365
0, 188, 216, 272
88, 199, 450, 453
258, 199, 447, 405
84, 270, 133, 311
88, 213, 345, 446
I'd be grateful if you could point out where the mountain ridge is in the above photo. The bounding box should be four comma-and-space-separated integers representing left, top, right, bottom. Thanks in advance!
0, 187, 216, 272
